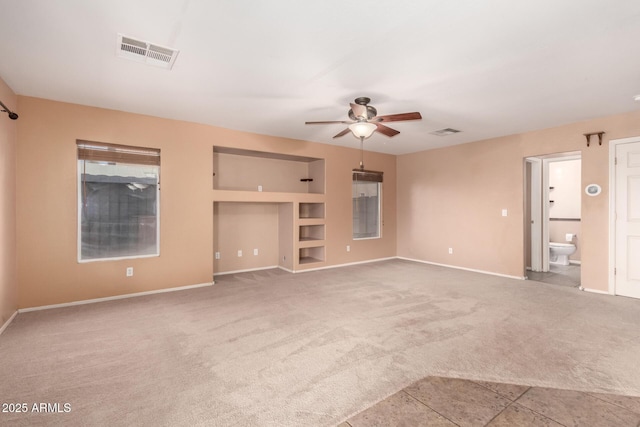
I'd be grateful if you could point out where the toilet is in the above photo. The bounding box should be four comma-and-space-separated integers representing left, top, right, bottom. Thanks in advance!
549, 242, 576, 266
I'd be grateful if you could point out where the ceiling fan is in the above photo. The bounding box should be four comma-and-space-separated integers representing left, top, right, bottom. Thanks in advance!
305, 97, 422, 140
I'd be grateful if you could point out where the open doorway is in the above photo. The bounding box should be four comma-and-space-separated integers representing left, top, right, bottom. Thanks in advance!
524, 152, 581, 288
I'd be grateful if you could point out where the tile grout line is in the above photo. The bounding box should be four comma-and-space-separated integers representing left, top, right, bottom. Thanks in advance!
586, 393, 640, 416
483, 401, 516, 426
512, 387, 570, 427
475, 384, 532, 426
401, 389, 462, 426
472, 381, 531, 401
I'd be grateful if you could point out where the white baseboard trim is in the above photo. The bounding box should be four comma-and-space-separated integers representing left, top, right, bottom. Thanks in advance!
214, 265, 280, 276
569, 260, 582, 265
578, 286, 611, 295
18, 282, 215, 313
278, 266, 294, 273
293, 257, 397, 273
0, 310, 18, 336
398, 257, 526, 280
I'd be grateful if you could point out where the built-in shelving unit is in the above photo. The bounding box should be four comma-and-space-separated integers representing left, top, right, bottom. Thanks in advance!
299, 246, 325, 265
299, 225, 324, 242
213, 146, 326, 273
213, 146, 325, 194
299, 202, 325, 219
294, 201, 325, 267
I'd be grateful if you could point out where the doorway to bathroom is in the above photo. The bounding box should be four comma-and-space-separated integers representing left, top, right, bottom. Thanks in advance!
524, 152, 581, 288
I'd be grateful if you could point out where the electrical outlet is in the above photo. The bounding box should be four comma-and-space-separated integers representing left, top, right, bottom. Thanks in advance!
448, 248, 453, 254
126, 267, 133, 277
237, 250, 243, 257
258, 185, 263, 192
253, 248, 259, 256
502, 209, 508, 217
346, 245, 350, 252
215, 252, 220, 260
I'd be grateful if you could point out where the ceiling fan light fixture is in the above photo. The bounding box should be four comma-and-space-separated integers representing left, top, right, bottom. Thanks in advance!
349, 122, 377, 139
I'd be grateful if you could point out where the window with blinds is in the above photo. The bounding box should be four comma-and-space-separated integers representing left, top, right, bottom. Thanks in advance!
77, 140, 160, 261
352, 169, 382, 239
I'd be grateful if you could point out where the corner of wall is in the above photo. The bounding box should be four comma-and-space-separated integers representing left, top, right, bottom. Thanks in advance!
0, 75, 18, 329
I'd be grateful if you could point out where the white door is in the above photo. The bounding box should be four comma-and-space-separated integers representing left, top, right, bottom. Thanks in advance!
615, 141, 640, 298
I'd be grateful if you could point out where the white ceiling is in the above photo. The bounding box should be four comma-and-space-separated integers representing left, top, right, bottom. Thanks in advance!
1, 0, 639, 155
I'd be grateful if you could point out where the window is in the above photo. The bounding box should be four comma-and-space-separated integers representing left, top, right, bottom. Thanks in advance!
77, 140, 160, 261
352, 170, 382, 239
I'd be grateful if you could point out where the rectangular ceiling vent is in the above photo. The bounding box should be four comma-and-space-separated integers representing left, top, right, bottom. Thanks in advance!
430, 128, 461, 136
117, 34, 179, 70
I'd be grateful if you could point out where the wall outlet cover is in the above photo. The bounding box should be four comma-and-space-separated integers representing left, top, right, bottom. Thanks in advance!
126, 267, 133, 277
237, 250, 242, 257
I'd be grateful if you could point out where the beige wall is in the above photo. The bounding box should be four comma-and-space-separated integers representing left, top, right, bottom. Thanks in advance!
397, 109, 640, 291
214, 202, 280, 272
16, 97, 397, 308
0, 77, 17, 326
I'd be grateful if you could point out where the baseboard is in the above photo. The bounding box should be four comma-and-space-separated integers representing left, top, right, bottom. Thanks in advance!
292, 257, 397, 273
18, 282, 215, 313
214, 265, 279, 276
278, 266, 294, 273
578, 286, 611, 295
0, 310, 18, 336
397, 257, 526, 280
569, 260, 582, 265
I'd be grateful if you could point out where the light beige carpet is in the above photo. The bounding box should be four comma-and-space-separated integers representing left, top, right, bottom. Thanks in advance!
1, 259, 639, 426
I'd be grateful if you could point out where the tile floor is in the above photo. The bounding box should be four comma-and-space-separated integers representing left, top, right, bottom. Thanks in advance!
339, 376, 640, 426
526, 264, 581, 288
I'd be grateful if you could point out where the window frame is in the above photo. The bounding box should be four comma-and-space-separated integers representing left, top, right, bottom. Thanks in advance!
77, 141, 161, 263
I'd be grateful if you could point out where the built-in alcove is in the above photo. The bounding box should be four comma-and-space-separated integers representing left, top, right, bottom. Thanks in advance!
299, 224, 324, 242
299, 246, 325, 265
299, 202, 325, 219
214, 202, 291, 273
213, 146, 325, 194
212, 147, 327, 273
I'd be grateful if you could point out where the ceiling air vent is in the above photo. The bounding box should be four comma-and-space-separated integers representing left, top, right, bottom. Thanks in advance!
117, 34, 179, 70
430, 128, 461, 136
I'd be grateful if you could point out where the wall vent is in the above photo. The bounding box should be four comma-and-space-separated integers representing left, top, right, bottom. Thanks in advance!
117, 34, 179, 70
430, 128, 461, 136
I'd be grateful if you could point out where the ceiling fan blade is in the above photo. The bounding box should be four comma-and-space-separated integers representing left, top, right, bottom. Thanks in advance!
350, 103, 368, 120
305, 120, 352, 125
332, 128, 351, 139
375, 123, 400, 137
374, 112, 422, 122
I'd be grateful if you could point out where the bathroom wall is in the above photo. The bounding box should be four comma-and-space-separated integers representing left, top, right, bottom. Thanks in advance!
549, 221, 581, 262
549, 159, 581, 262
549, 159, 581, 219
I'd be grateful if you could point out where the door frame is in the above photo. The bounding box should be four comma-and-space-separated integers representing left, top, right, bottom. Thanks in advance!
608, 136, 640, 295
525, 157, 543, 271
525, 152, 581, 276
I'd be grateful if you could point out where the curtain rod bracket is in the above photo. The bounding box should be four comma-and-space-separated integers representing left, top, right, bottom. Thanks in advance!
0, 99, 18, 120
